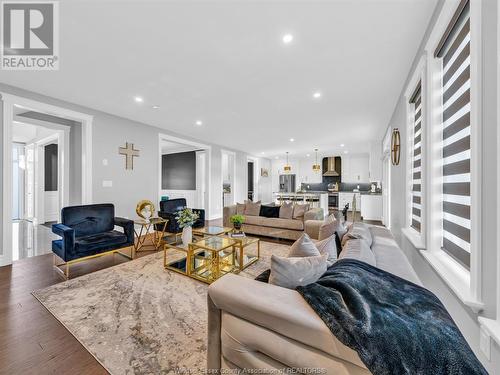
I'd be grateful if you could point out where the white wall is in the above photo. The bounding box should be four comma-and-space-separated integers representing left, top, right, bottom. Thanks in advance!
0, 84, 272, 227
385, 0, 499, 372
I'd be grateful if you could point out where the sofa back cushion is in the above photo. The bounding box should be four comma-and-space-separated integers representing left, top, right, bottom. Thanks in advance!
160, 198, 187, 213
245, 200, 261, 216
61, 203, 115, 237
339, 239, 376, 266
341, 222, 373, 248
260, 205, 280, 218
279, 202, 294, 219
293, 204, 310, 219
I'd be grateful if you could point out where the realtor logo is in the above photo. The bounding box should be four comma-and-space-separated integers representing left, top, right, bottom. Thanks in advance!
1, 1, 59, 70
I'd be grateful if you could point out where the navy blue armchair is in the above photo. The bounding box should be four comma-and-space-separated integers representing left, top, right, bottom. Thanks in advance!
157, 198, 205, 233
52, 203, 134, 278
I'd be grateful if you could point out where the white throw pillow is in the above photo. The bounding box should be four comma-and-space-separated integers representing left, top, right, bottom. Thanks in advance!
319, 214, 338, 240
288, 234, 320, 258
313, 235, 338, 267
269, 254, 328, 289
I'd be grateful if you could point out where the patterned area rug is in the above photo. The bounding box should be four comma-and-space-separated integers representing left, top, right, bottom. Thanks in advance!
33, 241, 289, 375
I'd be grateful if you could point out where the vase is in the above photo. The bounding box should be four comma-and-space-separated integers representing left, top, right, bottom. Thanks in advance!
233, 223, 242, 232
182, 226, 192, 246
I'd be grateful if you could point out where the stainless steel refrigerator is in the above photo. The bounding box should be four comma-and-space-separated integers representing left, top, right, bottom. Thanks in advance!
279, 174, 296, 192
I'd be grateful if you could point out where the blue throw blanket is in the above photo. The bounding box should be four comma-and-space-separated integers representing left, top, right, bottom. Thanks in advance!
296, 259, 488, 375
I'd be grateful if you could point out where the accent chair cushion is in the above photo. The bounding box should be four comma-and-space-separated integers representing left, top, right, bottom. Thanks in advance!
292, 204, 310, 219
61, 203, 115, 237
288, 234, 320, 258
245, 200, 261, 216
269, 253, 328, 289
260, 205, 280, 218
279, 202, 294, 219
319, 214, 338, 241
75, 230, 129, 255
236, 202, 246, 215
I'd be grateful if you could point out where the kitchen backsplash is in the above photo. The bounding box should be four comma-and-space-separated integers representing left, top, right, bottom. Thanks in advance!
301, 182, 379, 192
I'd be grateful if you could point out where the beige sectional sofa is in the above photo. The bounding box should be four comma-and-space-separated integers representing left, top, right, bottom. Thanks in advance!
223, 204, 324, 240
207, 224, 421, 374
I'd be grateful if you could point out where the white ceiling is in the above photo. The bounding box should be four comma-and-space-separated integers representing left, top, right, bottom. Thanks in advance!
0, 0, 437, 158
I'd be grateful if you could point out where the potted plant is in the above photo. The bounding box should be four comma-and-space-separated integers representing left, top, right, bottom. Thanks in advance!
230, 214, 245, 233
175, 208, 200, 246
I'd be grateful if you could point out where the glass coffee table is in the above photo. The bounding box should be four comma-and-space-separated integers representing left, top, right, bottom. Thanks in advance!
192, 226, 233, 238
219, 234, 260, 271
163, 236, 237, 284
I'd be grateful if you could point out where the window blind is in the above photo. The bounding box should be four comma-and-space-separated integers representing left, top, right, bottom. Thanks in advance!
438, 0, 471, 268
409, 83, 422, 233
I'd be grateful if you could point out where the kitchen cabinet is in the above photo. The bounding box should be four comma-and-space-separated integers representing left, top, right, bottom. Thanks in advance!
361, 194, 383, 221
339, 192, 361, 212
341, 155, 369, 183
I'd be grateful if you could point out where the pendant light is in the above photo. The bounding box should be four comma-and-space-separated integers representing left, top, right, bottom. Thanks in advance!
284, 152, 291, 173
312, 149, 321, 172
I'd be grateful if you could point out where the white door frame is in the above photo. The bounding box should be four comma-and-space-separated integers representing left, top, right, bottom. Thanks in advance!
157, 133, 211, 216
221, 149, 236, 206
1, 93, 93, 266
247, 156, 258, 201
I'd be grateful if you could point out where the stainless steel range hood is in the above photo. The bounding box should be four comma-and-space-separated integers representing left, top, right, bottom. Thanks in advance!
323, 157, 340, 177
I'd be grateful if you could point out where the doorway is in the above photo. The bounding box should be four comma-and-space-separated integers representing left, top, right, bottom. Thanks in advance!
1, 93, 93, 266
221, 150, 235, 207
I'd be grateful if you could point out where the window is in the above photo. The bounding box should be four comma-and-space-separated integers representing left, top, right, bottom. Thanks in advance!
435, 0, 471, 268
409, 83, 422, 233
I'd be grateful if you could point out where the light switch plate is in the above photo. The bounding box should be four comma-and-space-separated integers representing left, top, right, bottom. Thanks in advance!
102, 159, 108, 166
480, 326, 491, 361
102, 180, 113, 188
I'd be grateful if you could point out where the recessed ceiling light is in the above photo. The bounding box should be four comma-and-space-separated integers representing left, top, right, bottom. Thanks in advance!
313, 92, 322, 99
306, 153, 310, 157
134, 96, 144, 103
152, 105, 160, 109
275, 156, 279, 159
261, 152, 265, 155
195, 120, 203, 126
344, 150, 349, 154
340, 143, 345, 147
289, 138, 295, 142
282, 34, 293, 44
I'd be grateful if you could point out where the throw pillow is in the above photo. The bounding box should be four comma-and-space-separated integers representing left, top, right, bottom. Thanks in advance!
288, 234, 320, 258
339, 239, 376, 266
269, 254, 328, 289
236, 202, 245, 215
279, 201, 294, 219
313, 235, 338, 267
319, 214, 338, 240
336, 221, 348, 242
260, 205, 280, 218
341, 222, 373, 248
292, 204, 310, 219
245, 200, 261, 216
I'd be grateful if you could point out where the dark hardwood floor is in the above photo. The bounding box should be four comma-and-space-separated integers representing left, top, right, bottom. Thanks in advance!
0, 247, 155, 375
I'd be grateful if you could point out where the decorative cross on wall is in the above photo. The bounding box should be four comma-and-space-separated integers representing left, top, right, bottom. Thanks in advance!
119, 142, 140, 170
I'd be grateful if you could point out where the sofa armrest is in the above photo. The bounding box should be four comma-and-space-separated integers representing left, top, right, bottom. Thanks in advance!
52, 223, 75, 260
223, 205, 237, 227
114, 217, 134, 245
305, 219, 323, 240
207, 273, 359, 364
304, 207, 324, 221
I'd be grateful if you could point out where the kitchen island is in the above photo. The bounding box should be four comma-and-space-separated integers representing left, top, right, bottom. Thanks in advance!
273, 192, 328, 218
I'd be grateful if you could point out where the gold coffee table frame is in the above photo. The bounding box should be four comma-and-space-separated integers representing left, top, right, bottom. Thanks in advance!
192, 226, 233, 238
164, 236, 238, 284
220, 234, 260, 271
134, 217, 169, 252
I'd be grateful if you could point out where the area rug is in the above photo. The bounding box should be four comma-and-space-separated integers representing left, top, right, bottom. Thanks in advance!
32, 241, 289, 375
